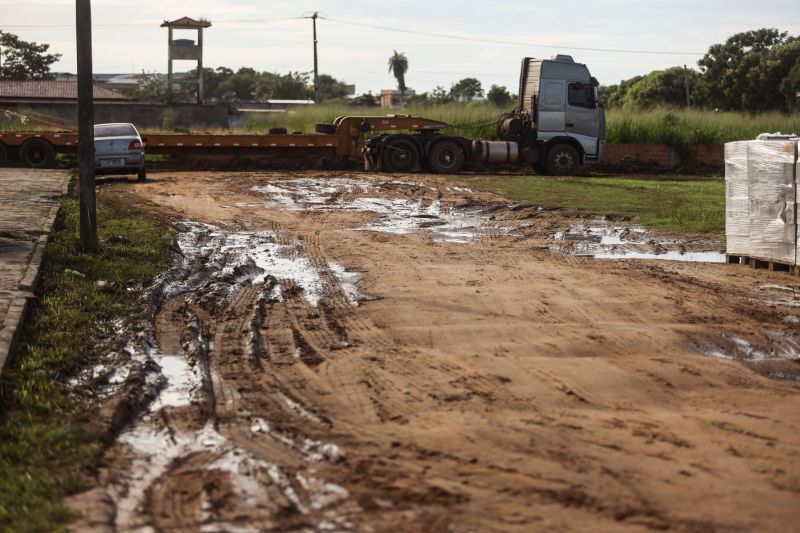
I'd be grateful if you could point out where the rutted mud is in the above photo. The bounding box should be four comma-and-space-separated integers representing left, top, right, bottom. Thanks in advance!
71, 171, 800, 532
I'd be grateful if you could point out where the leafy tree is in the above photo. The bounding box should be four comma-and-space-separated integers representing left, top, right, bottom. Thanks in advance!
216, 67, 259, 101
351, 91, 379, 106
128, 71, 168, 103
598, 76, 643, 108
695, 28, 799, 111
431, 85, 451, 104
486, 84, 512, 107
316, 74, 350, 102
254, 71, 311, 101
0, 31, 61, 79
450, 77, 483, 101
387, 50, 409, 98
621, 66, 700, 108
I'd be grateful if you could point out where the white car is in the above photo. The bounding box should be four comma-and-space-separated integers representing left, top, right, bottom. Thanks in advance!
94, 123, 146, 181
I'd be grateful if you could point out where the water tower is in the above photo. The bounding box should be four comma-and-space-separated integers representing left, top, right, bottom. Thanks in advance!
161, 17, 211, 104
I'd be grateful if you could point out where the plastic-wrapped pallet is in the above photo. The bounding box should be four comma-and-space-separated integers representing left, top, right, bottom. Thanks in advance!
746, 140, 797, 264
724, 141, 750, 256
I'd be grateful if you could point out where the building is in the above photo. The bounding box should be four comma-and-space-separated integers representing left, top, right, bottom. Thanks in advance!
380, 89, 415, 109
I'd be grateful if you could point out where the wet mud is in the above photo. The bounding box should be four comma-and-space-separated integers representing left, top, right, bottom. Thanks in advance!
70, 171, 800, 532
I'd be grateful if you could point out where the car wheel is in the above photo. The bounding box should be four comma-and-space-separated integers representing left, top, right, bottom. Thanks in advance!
381, 138, 420, 173
137, 167, 147, 182
427, 140, 465, 173
20, 139, 56, 168
545, 143, 580, 175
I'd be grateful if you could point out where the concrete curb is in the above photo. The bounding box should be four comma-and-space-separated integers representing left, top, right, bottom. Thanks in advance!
0, 295, 31, 375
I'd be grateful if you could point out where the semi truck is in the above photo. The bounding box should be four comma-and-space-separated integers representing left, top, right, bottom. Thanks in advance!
0, 54, 605, 175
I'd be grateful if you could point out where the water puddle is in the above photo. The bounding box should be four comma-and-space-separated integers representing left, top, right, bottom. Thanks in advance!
552, 224, 726, 263
251, 178, 511, 243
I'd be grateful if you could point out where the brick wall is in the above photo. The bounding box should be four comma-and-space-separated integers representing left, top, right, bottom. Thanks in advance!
603, 143, 724, 168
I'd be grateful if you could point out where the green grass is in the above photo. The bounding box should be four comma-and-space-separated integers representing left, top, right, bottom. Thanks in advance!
0, 189, 171, 532
458, 174, 725, 234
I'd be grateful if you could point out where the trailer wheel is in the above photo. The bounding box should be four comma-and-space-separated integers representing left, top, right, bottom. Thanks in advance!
545, 143, 579, 175
427, 140, 465, 174
20, 138, 56, 168
137, 167, 147, 182
0, 142, 7, 166
382, 138, 419, 173
314, 123, 337, 134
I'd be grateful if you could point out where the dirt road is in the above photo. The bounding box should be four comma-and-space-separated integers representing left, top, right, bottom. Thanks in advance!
71, 171, 800, 532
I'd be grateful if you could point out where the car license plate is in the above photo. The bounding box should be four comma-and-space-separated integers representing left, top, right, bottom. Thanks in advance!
100, 158, 125, 168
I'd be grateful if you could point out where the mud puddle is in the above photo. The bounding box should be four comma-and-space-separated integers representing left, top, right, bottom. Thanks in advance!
552, 223, 726, 263
73, 220, 362, 531
251, 177, 513, 243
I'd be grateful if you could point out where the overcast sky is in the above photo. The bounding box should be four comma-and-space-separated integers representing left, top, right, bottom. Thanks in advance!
2, 0, 800, 94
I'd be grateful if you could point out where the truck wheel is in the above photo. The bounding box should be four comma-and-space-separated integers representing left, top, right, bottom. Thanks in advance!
382, 138, 419, 173
314, 123, 337, 134
427, 140, 465, 174
137, 167, 147, 182
20, 139, 56, 168
0, 142, 7, 166
545, 144, 579, 175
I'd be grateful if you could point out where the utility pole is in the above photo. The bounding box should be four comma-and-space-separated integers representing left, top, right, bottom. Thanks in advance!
76, 0, 97, 251
311, 12, 319, 103
683, 64, 691, 108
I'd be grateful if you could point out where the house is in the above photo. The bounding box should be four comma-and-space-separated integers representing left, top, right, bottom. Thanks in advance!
0, 80, 132, 105
380, 89, 415, 109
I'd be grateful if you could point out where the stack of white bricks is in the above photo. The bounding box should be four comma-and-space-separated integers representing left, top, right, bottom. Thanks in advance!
725, 139, 798, 266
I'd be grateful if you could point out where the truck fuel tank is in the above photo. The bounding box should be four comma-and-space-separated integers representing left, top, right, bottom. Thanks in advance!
472, 141, 519, 163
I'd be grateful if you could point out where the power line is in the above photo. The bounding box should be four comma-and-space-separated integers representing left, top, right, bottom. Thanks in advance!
1, 16, 304, 30
322, 17, 705, 56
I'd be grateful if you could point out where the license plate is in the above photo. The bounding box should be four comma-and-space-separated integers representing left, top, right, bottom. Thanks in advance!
99, 158, 125, 168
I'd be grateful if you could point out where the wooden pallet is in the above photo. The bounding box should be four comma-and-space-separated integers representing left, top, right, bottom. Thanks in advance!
726, 254, 800, 275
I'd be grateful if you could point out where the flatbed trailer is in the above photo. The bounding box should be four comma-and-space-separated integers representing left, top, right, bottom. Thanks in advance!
0, 115, 451, 171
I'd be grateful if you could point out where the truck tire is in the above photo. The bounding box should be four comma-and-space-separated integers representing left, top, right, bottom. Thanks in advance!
427, 140, 465, 173
545, 143, 579, 175
381, 138, 419, 173
0, 142, 7, 166
314, 123, 337, 134
137, 167, 147, 182
20, 138, 56, 168
268, 127, 288, 134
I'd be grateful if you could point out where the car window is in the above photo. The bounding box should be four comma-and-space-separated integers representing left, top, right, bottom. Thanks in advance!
94, 124, 136, 137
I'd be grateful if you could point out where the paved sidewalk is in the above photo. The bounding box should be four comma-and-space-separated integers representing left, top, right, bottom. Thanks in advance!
0, 169, 70, 375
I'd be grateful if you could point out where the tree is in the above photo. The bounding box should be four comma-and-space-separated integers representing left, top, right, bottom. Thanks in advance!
486, 84, 512, 107
316, 74, 350, 102
450, 77, 483, 101
0, 31, 61, 79
431, 85, 451, 104
128, 71, 168, 103
621, 66, 700, 108
388, 50, 408, 98
253, 71, 311, 101
216, 67, 259, 101
695, 28, 799, 111
351, 91, 379, 107
598, 76, 643, 108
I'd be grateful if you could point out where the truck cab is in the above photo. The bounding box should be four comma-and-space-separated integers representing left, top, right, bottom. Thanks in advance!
513, 55, 605, 172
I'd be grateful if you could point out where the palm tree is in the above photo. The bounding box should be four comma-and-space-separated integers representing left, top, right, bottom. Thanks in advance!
387, 50, 408, 100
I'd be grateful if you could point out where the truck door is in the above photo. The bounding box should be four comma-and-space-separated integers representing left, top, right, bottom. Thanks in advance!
565, 82, 600, 157
537, 80, 565, 133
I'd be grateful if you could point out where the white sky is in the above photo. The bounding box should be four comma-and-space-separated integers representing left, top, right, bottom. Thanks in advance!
2, 0, 799, 94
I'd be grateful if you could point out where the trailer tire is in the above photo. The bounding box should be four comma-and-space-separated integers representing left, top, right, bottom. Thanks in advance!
427, 140, 465, 173
137, 167, 147, 182
382, 138, 419, 173
268, 127, 288, 134
20, 138, 56, 168
314, 123, 337, 134
0, 142, 8, 166
545, 143, 579, 175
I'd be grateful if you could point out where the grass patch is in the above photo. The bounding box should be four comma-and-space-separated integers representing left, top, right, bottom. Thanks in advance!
0, 187, 170, 532
459, 174, 725, 234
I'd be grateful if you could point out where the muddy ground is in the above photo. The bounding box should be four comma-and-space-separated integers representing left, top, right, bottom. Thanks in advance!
69, 171, 800, 532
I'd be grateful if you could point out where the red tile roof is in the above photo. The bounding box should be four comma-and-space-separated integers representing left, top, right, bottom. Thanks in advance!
161, 16, 211, 28
0, 81, 132, 101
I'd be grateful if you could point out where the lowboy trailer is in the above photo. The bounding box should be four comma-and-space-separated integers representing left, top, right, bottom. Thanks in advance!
0, 55, 605, 175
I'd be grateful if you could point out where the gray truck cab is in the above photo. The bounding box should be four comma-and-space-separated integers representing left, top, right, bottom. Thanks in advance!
517, 55, 606, 167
